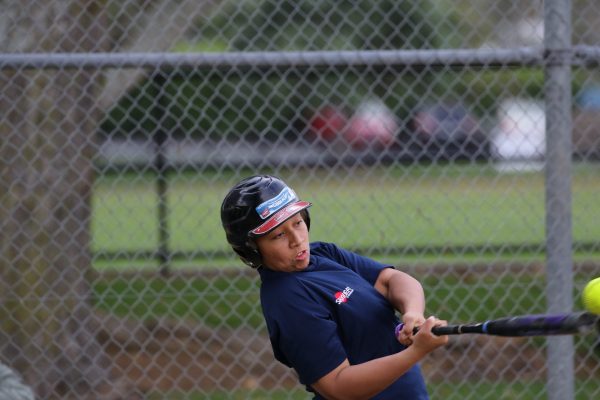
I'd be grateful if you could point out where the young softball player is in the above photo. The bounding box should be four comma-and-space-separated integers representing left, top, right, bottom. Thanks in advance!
221, 175, 448, 399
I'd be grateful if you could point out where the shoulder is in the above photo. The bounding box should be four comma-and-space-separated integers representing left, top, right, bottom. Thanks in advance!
311, 241, 389, 285
309, 241, 337, 256
310, 241, 352, 261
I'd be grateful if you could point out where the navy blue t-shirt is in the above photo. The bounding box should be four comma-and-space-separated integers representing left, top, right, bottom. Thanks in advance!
259, 241, 429, 400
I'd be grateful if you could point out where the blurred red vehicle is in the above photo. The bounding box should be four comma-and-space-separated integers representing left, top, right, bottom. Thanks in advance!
343, 100, 399, 149
307, 105, 348, 142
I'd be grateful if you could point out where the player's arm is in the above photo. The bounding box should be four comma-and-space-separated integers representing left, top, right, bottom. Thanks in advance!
374, 267, 426, 343
310, 317, 447, 400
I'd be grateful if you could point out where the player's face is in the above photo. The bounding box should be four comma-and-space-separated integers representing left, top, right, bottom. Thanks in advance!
255, 213, 310, 272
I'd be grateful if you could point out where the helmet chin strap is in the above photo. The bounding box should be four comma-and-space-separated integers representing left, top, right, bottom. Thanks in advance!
236, 251, 261, 269
242, 257, 260, 268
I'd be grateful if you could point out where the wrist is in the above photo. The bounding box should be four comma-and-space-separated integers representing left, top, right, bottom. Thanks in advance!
401, 343, 428, 362
401, 311, 425, 327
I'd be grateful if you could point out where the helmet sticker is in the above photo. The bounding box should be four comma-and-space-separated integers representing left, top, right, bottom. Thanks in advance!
255, 186, 297, 220
251, 201, 311, 236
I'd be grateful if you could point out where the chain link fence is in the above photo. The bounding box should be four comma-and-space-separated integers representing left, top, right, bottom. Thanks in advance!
1, 0, 600, 399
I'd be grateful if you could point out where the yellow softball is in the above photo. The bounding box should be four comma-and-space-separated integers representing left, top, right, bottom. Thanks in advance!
582, 277, 600, 315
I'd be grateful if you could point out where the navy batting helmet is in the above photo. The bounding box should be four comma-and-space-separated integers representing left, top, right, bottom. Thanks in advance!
220, 175, 312, 268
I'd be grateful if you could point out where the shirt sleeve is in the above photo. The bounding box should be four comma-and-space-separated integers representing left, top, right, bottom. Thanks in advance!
261, 276, 348, 385
311, 241, 391, 285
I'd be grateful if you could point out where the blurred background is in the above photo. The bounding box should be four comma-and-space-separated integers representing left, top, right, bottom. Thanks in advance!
1, 0, 599, 399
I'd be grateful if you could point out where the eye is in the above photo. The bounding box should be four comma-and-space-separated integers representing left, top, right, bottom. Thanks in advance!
271, 230, 285, 239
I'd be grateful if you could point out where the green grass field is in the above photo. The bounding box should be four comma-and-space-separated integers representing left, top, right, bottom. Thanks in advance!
93, 269, 595, 330
91, 162, 600, 269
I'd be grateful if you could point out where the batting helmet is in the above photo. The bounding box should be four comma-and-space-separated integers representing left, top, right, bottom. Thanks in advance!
220, 175, 312, 268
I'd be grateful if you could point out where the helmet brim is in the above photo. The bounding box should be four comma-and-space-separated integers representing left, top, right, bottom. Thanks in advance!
250, 201, 312, 236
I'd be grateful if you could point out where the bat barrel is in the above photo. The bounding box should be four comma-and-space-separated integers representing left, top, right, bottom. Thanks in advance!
484, 311, 598, 336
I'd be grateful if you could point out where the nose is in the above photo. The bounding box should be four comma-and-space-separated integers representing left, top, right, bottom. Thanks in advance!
288, 230, 302, 248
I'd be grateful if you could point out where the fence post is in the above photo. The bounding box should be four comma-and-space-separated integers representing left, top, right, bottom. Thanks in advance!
151, 70, 171, 274
544, 1, 574, 400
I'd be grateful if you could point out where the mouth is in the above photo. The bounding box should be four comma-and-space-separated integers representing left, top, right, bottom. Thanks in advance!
295, 249, 308, 261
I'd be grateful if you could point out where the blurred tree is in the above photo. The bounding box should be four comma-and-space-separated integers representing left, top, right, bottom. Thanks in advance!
102, 0, 460, 142
0, 0, 221, 398
230, 0, 442, 51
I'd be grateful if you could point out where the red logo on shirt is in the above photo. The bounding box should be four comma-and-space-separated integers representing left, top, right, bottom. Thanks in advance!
335, 287, 354, 304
